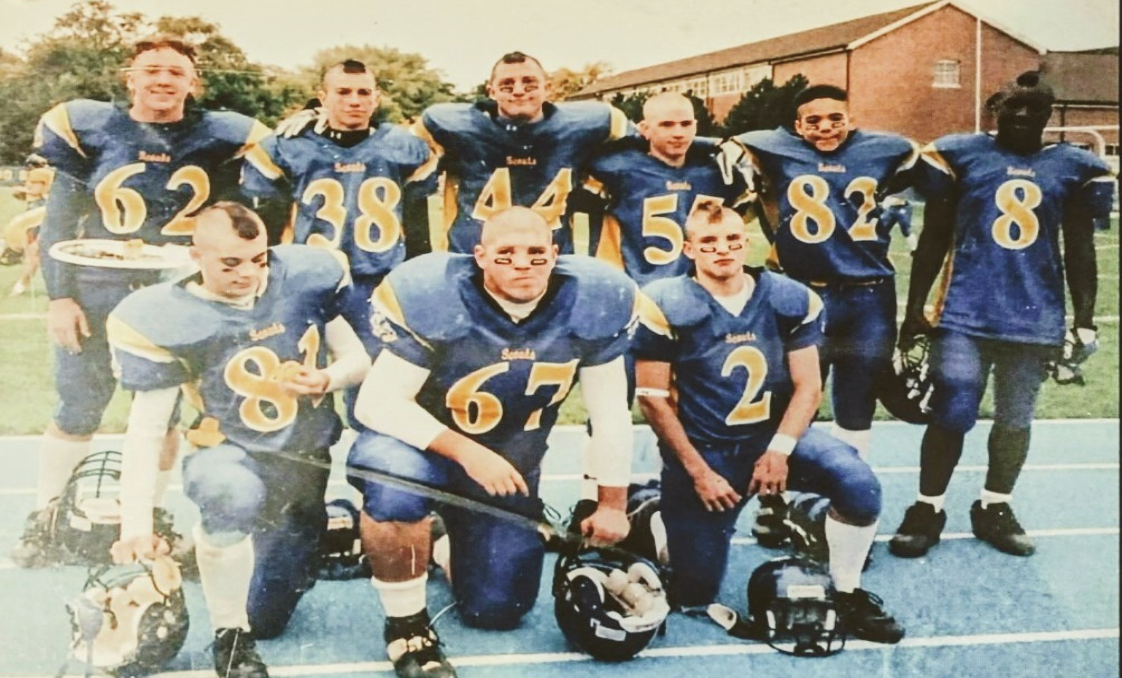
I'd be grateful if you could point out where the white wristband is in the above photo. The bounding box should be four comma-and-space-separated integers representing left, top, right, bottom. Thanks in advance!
768, 433, 797, 456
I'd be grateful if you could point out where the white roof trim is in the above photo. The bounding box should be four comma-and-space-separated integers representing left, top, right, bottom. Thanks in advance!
847, 0, 1047, 54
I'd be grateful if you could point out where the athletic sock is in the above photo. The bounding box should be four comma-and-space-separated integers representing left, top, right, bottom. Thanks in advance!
917, 493, 946, 513
979, 489, 1013, 509
194, 525, 254, 631
829, 424, 871, 460
825, 515, 878, 593
36, 435, 91, 509
372, 573, 428, 618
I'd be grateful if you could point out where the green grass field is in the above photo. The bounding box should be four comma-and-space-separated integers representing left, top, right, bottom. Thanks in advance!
0, 190, 1117, 435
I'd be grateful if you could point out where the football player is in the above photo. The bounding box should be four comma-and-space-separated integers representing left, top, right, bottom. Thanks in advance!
14, 36, 272, 566
634, 201, 904, 644
347, 206, 636, 678
724, 84, 919, 461
889, 72, 1115, 558
3, 166, 54, 295
412, 51, 632, 254
108, 202, 371, 676
242, 59, 433, 424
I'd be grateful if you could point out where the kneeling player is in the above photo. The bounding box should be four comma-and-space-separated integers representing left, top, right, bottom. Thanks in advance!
348, 207, 636, 678
633, 202, 903, 644
108, 203, 371, 677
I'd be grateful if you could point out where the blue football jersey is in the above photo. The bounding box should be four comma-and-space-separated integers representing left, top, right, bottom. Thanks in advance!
584, 145, 747, 287
735, 127, 919, 282
369, 252, 637, 472
241, 124, 433, 280
107, 246, 347, 453
917, 134, 1115, 345
33, 100, 269, 298
414, 101, 631, 254
634, 271, 823, 447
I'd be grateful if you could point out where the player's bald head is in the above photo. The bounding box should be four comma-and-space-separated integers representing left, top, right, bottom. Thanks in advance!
191, 202, 269, 300
479, 206, 551, 247
642, 92, 694, 121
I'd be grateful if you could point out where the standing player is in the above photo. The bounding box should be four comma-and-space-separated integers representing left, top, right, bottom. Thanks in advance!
634, 202, 903, 643
3, 165, 54, 296
108, 203, 371, 676
413, 51, 631, 254
348, 207, 636, 678
723, 84, 917, 543
889, 72, 1115, 558
13, 36, 272, 565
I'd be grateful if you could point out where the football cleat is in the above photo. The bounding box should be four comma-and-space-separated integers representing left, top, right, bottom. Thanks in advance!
888, 502, 947, 558
747, 556, 844, 656
834, 588, 905, 644
877, 334, 934, 424
213, 627, 268, 678
384, 610, 456, 678
553, 546, 670, 661
68, 557, 190, 676
10, 503, 58, 568
752, 494, 792, 548
970, 501, 1035, 556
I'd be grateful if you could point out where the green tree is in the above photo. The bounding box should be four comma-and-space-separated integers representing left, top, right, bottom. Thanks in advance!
719, 74, 808, 136
550, 62, 611, 101
610, 91, 650, 123
684, 91, 719, 137
296, 46, 457, 123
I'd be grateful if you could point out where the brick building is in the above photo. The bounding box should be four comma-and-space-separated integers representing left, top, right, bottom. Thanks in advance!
573, 0, 1118, 146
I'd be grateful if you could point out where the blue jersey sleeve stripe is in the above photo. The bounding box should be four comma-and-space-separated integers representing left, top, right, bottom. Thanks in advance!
106, 314, 177, 364
410, 118, 446, 159
608, 106, 630, 141
371, 279, 432, 350
39, 104, 86, 159
921, 144, 955, 180
636, 292, 672, 338
594, 214, 626, 270
240, 123, 283, 179
803, 290, 824, 324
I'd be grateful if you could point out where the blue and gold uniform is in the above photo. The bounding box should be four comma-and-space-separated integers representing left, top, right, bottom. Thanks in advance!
108, 245, 348, 636
348, 252, 637, 627
634, 271, 881, 605
917, 134, 1115, 432
34, 99, 269, 435
584, 143, 746, 287
735, 127, 918, 434
414, 100, 631, 254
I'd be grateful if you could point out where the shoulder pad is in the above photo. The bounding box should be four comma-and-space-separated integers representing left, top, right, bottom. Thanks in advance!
109, 282, 217, 354
850, 130, 917, 155
759, 271, 818, 323
34, 100, 117, 158
270, 245, 345, 293
201, 110, 267, 145
374, 125, 431, 162
641, 276, 711, 329
422, 103, 479, 136
555, 256, 638, 341
734, 127, 793, 153
381, 253, 476, 342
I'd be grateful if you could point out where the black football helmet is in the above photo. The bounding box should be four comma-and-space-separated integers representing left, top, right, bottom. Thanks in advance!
615, 480, 669, 568
553, 547, 670, 661
68, 557, 190, 676
878, 334, 934, 424
747, 556, 844, 657
53, 450, 127, 564
317, 498, 370, 580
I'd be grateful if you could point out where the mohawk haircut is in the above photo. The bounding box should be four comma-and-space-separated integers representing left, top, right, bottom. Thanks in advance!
684, 199, 735, 237
196, 201, 262, 241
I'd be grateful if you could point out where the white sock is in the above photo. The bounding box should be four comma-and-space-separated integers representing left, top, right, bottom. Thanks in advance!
194, 525, 254, 631
153, 468, 173, 507
917, 493, 946, 513
980, 489, 1012, 509
579, 435, 599, 501
372, 574, 428, 618
36, 435, 91, 508
825, 515, 877, 593
830, 424, 871, 460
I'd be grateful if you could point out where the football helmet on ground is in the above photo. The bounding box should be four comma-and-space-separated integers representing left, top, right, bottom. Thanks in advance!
615, 480, 669, 567
877, 334, 934, 424
67, 556, 190, 676
747, 556, 844, 657
317, 498, 370, 580
553, 547, 670, 661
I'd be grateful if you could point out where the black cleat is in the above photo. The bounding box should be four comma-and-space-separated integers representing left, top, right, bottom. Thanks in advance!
0, 247, 23, 266
888, 502, 947, 558
970, 501, 1034, 556
213, 628, 268, 678
10, 505, 57, 568
385, 611, 456, 678
835, 588, 905, 644
752, 494, 791, 548
154, 507, 199, 579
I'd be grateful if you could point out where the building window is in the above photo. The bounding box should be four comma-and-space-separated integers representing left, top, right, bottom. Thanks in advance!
933, 60, 960, 88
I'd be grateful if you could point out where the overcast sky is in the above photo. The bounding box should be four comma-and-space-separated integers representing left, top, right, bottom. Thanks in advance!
1, 0, 1117, 91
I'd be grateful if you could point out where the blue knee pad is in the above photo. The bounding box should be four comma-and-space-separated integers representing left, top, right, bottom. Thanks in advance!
928, 330, 989, 433
183, 444, 267, 535
347, 431, 454, 522
789, 428, 881, 525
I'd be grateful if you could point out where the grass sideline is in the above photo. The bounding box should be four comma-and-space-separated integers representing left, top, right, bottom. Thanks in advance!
0, 189, 1118, 435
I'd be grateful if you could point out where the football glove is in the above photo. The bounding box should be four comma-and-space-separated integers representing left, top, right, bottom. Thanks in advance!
716, 140, 757, 206
275, 107, 328, 138
1051, 326, 1098, 385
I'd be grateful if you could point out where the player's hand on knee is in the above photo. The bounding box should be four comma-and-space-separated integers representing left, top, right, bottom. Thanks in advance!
581, 506, 630, 546
461, 448, 529, 497
48, 297, 90, 352
110, 534, 170, 564
692, 467, 743, 512
747, 450, 789, 498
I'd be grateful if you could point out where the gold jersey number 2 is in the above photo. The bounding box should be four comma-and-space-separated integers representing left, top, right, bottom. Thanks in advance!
94, 163, 209, 237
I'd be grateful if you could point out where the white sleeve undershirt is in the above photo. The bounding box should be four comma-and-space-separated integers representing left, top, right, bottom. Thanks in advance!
321, 315, 371, 392
354, 350, 449, 450
119, 386, 179, 540
579, 356, 634, 488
